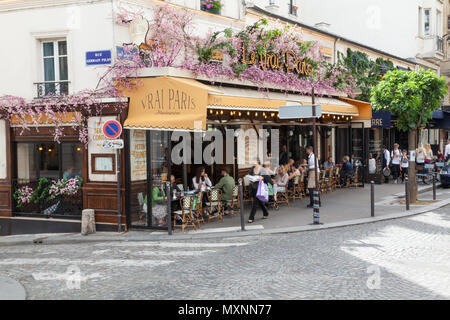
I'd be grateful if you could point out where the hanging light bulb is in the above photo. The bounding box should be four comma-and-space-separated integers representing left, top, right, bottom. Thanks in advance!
255, 112, 258, 117
210, 109, 213, 114
220, 110, 223, 115
239, 112, 242, 116
247, 111, 250, 116
216, 111, 219, 115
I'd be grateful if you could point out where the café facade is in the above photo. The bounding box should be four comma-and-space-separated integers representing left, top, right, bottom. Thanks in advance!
0, 64, 372, 234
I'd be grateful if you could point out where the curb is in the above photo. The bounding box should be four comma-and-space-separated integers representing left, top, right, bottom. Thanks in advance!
1, 197, 449, 247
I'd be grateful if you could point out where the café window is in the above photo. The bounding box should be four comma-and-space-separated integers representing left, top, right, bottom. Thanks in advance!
16, 142, 82, 183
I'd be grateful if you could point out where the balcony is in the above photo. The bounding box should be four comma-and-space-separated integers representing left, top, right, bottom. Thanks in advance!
416, 35, 445, 63
34, 81, 69, 98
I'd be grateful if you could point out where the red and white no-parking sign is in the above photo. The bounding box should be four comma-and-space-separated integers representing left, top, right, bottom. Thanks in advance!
102, 120, 122, 139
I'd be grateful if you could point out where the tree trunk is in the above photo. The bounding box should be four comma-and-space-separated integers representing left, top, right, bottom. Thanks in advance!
408, 130, 418, 203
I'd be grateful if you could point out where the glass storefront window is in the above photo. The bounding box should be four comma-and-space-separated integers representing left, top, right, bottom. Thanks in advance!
150, 131, 169, 227
16, 142, 83, 181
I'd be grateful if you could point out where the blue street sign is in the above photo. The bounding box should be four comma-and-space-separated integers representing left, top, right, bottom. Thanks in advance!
86, 50, 112, 66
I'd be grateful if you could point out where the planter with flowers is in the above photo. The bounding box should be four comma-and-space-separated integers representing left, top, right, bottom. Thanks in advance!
13, 177, 83, 216
201, 0, 223, 15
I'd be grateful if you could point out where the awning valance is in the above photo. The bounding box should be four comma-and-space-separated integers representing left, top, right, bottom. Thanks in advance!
208, 87, 359, 116
339, 97, 372, 120
122, 77, 221, 131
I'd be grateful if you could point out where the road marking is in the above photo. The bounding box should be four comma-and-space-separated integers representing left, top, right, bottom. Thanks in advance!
131, 250, 217, 256
186, 225, 264, 234
409, 211, 450, 229
0, 258, 174, 267
97, 242, 249, 248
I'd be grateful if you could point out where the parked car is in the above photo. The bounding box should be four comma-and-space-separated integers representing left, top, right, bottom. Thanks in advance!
440, 164, 450, 188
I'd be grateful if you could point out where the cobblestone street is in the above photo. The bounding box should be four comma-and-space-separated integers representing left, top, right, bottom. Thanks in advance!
0, 205, 449, 300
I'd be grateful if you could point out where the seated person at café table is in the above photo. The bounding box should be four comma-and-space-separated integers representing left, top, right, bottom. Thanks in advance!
340, 156, 354, 186
170, 174, 182, 211
192, 167, 212, 191
143, 184, 167, 227
213, 168, 235, 211
273, 166, 289, 202
323, 157, 335, 169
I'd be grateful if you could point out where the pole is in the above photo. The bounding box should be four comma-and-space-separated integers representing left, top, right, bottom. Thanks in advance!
238, 178, 245, 231
117, 149, 122, 232
405, 177, 410, 211
370, 181, 374, 217
166, 182, 172, 235
432, 173, 436, 201
312, 88, 320, 224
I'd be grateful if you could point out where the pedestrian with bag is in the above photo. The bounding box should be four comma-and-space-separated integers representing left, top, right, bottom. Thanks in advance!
391, 143, 401, 183
382, 145, 391, 183
247, 160, 271, 223
306, 146, 320, 208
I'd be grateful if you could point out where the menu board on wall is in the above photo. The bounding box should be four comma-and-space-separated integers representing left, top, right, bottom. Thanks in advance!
130, 129, 147, 181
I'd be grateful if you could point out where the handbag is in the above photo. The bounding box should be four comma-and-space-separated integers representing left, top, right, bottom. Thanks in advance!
256, 180, 269, 203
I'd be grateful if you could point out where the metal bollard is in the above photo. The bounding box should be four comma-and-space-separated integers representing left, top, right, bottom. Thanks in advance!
238, 178, 245, 231
405, 177, 410, 211
432, 174, 436, 201
313, 189, 320, 224
166, 182, 172, 235
370, 181, 375, 217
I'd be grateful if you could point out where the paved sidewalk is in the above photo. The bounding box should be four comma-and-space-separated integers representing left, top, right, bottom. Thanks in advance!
0, 183, 448, 246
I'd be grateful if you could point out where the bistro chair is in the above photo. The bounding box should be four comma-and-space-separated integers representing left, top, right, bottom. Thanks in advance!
173, 195, 197, 233
327, 168, 335, 192
192, 191, 205, 225
225, 185, 240, 215
206, 189, 224, 223
297, 172, 306, 199
348, 167, 360, 188
288, 175, 302, 201
334, 167, 342, 189
275, 184, 290, 207
319, 170, 327, 194
242, 176, 253, 203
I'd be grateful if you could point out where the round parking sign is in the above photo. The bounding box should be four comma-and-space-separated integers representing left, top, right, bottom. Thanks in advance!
102, 120, 122, 139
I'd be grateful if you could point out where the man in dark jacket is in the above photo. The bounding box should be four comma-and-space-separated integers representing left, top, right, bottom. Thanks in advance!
340, 156, 354, 186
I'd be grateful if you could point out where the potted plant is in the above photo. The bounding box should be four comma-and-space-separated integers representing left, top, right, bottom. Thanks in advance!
201, 0, 223, 15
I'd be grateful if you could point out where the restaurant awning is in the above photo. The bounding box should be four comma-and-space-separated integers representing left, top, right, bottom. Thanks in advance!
208, 87, 360, 116
122, 77, 222, 131
339, 97, 372, 120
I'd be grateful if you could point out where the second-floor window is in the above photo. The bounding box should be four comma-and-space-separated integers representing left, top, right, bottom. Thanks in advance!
289, 0, 298, 16
424, 9, 431, 36
40, 40, 68, 97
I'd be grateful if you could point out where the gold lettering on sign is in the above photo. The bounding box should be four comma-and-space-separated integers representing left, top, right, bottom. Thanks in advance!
241, 43, 313, 76
141, 88, 197, 114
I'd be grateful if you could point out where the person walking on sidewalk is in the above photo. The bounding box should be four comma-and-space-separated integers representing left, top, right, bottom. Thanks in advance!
400, 150, 409, 183
445, 139, 450, 162
247, 160, 272, 223
306, 146, 320, 208
382, 145, 391, 183
391, 143, 401, 183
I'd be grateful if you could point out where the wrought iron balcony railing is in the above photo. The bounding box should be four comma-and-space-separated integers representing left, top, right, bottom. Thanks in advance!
34, 81, 70, 98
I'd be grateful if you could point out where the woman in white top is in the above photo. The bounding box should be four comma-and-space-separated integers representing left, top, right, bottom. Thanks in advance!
192, 167, 212, 192
391, 143, 401, 183
424, 144, 433, 163
416, 144, 425, 164
368, 153, 377, 174
272, 166, 289, 202
400, 150, 409, 183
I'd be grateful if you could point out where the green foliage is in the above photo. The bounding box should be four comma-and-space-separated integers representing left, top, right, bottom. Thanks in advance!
370, 68, 447, 131
337, 48, 395, 101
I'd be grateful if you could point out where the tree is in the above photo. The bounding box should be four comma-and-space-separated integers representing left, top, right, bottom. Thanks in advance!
370, 68, 447, 202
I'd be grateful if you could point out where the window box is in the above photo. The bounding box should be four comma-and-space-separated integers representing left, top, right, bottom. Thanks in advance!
201, 0, 222, 15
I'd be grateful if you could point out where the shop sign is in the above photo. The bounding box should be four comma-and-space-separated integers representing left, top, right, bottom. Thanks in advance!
241, 43, 313, 76
371, 111, 391, 128
279, 104, 322, 118
86, 50, 112, 66
102, 139, 124, 149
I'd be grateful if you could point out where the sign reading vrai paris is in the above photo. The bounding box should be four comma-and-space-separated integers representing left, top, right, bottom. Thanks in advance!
121, 77, 212, 131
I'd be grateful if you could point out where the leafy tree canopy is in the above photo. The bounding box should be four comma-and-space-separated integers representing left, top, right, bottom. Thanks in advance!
370, 68, 447, 132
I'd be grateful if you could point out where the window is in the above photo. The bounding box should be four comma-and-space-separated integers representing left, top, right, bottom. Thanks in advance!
16, 142, 82, 183
447, 15, 450, 31
436, 10, 442, 36
41, 40, 69, 96
424, 9, 431, 36
289, 0, 298, 16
